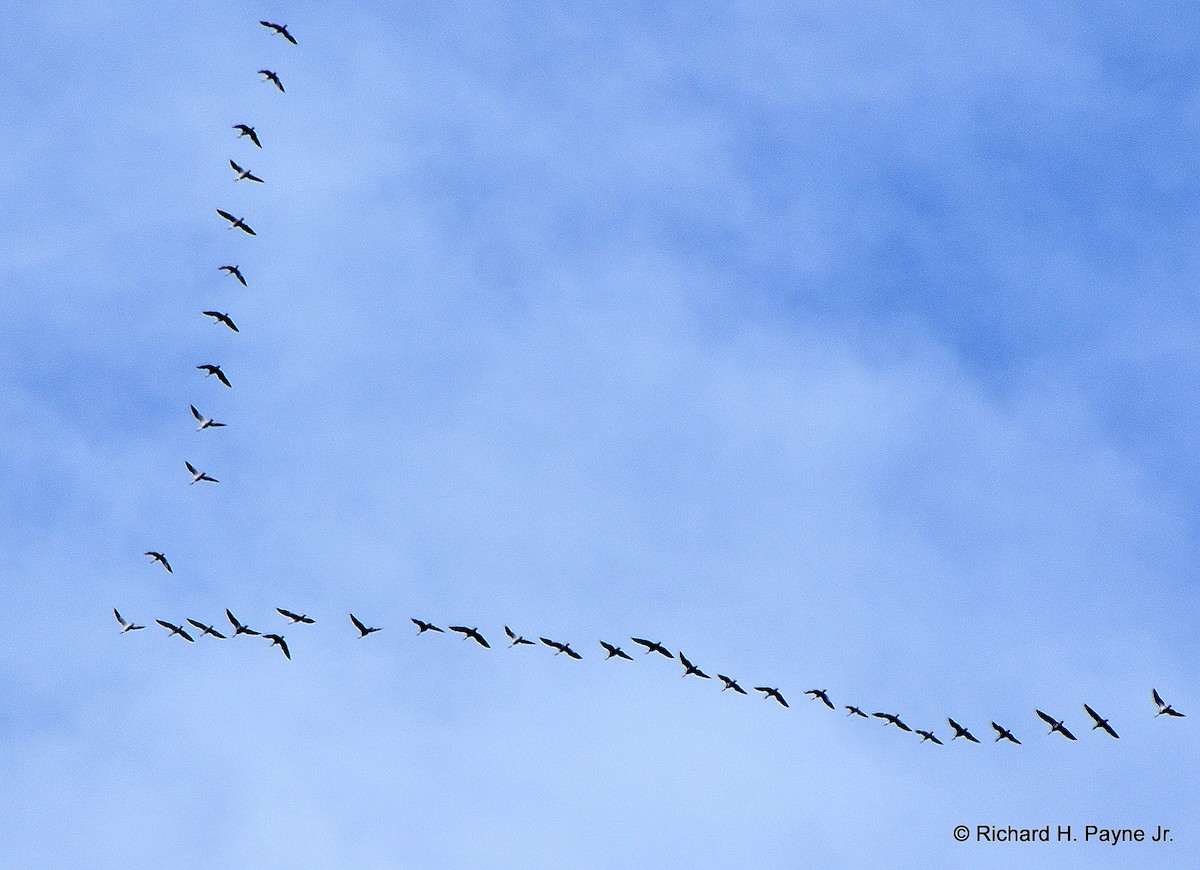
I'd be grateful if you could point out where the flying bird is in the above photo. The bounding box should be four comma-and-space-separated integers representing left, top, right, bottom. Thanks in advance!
600, 641, 633, 660
631, 637, 672, 658
114, 609, 144, 632
677, 651, 709, 679
805, 689, 835, 710
756, 687, 789, 707
185, 461, 218, 485
991, 722, 1021, 744
1036, 709, 1078, 741
144, 551, 172, 573
504, 626, 534, 647
219, 264, 247, 286
259, 21, 297, 44
202, 311, 240, 333
226, 609, 260, 637
449, 626, 490, 648
276, 608, 315, 625
190, 404, 225, 431
411, 619, 443, 634
1082, 704, 1119, 739
350, 613, 381, 638
718, 675, 748, 694
948, 718, 981, 743
229, 160, 264, 183
915, 729, 944, 745
233, 124, 261, 147
186, 618, 227, 640
873, 712, 912, 732
258, 69, 285, 92
845, 705, 869, 719
540, 637, 582, 659
216, 209, 256, 235
1153, 688, 1185, 718
156, 619, 194, 642
197, 364, 232, 388
264, 633, 291, 659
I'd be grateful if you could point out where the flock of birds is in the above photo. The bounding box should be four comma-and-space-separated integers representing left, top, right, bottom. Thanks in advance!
118, 17, 1189, 751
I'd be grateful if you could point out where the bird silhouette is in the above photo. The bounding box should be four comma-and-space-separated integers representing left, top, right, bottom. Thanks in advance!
915, 729, 944, 745
186, 618, 227, 640
144, 551, 172, 573
259, 21, 297, 44
233, 125, 262, 147
631, 637, 672, 658
216, 209, 256, 235
190, 404, 225, 431
845, 705, 869, 719
197, 364, 232, 388
276, 608, 315, 625
229, 160, 264, 183
1036, 709, 1077, 741
156, 619, 194, 642
219, 264, 247, 286
225, 609, 260, 637
756, 687, 789, 707
504, 626, 535, 647
258, 69, 285, 92
185, 461, 218, 485
1153, 688, 1185, 718
991, 722, 1021, 744
805, 689, 834, 710
948, 718, 981, 743
113, 609, 144, 632
718, 675, 748, 694
541, 637, 582, 659
450, 626, 490, 648
1082, 704, 1119, 739
411, 619, 444, 634
677, 651, 710, 679
873, 712, 912, 732
350, 613, 381, 637
264, 633, 291, 659
600, 641, 633, 660
202, 311, 240, 333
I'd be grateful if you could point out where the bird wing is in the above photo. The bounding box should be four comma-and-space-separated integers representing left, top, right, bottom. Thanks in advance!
230, 159, 244, 174
475, 633, 491, 648
226, 609, 242, 629
114, 608, 127, 626
187, 618, 205, 631
190, 405, 204, 421
1153, 688, 1166, 708
216, 370, 232, 387
540, 637, 559, 649
246, 172, 263, 183
1036, 709, 1056, 726
505, 626, 517, 640
566, 648, 582, 660
1060, 725, 1077, 740
1100, 721, 1119, 738
203, 310, 222, 319
678, 651, 693, 669
350, 613, 366, 634
277, 607, 299, 620
1083, 704, 1102, 724
185, 461, 198, 475
631, 637, 653, 649
217, 209, 236, 223
279, 637, 291, 659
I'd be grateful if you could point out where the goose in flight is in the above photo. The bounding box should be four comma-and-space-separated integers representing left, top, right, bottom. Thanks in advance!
216, 209, 256, 235
948, 718, 981, 743
190, 405, 225, 431
144, 551, 172, 573
233, 125, 261, 147
718, 675, 748, 694
873, 712, 912, 732
915, 729, 944, 745
631, 637, 672, 658
225, 609, 260, 637
541, 637, 582, 659
259, 21, 297, 44
186, 618, 227, 640
258, 69, 285, 92
504, 626, 534, 647
229, 160, 264, 183
264, 633, 291, 659
1036, 709, 1077, 741
805, 689, 834, 710
276, 608, 314, 625
991, 722, 1021, 744
350, 613, 381, 637
1082, 704, 1119, 739
197, 364, 232, 388
1153, 688, 1185, 718
600, 641, 633, 660
449, 626, 490, 648
756, 686, 789, 707
845, 705, 869, 719
219, 264, 247, 286
185, 461, 218, 485
411, 619, 443, 634
202, 311, 240, 333
677, 651, 709, 679
114, 609, 144, 632
156, 619, 194, 642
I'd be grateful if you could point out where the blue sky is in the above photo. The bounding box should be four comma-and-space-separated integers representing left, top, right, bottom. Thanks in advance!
2, 2, 1198, 866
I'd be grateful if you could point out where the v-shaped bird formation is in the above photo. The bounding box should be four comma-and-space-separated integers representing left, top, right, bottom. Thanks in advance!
119, 15, 1189, 754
